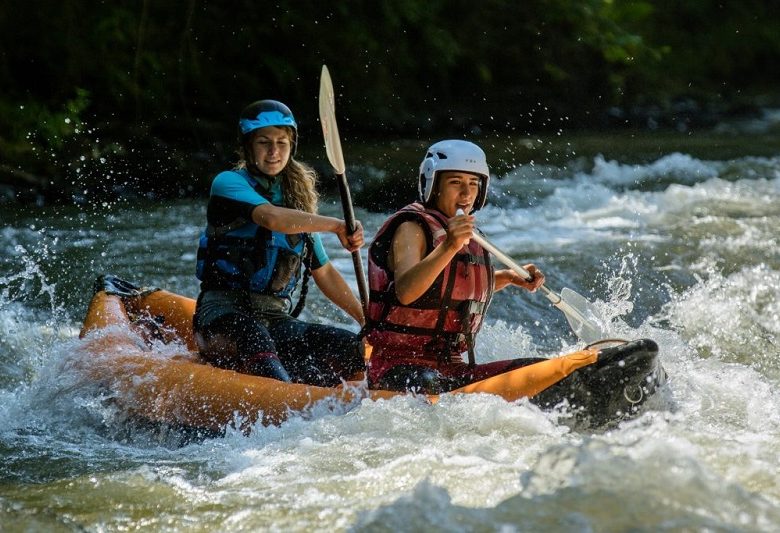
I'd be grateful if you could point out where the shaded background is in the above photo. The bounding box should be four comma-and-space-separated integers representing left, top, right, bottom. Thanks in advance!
2, 0, 779, 206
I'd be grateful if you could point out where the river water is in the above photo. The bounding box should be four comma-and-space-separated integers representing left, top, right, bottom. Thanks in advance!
1, 132, 779, 531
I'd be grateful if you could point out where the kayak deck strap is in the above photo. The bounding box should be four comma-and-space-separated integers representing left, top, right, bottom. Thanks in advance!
94, 274, 160, 298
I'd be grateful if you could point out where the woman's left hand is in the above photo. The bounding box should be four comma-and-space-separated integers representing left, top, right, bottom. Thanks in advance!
499, 264, 545, 292
337, 220, 364, 252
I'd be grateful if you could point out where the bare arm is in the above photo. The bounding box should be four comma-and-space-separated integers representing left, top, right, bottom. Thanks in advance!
252, 203, 363, 252
391, 213, 475, 305
311, 263, 365, 325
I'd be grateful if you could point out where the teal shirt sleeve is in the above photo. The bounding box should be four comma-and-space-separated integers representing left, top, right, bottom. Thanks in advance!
310, 233, 330, 269
210, 169, 283, 207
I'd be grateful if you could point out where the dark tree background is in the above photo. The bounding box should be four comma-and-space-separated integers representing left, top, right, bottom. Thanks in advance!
1, 0, 778, 205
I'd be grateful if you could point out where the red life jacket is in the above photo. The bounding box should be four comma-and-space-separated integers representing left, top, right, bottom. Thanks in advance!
364, 203, 494, 372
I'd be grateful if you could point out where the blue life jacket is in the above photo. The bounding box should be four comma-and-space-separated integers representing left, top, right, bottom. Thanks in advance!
196, 174, 312, 302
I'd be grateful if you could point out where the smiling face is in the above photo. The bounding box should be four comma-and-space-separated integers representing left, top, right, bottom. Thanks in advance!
248, 126, 293, 176
432, 171, 482, 217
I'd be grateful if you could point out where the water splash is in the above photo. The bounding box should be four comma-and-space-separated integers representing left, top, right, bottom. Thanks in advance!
662, 264, 780, 379
0, 244, 59, 315
0, 243, 74, 389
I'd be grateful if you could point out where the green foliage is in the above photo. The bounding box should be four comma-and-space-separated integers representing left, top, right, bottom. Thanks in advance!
0, 89, 90, 171
30, 89, 91, 151
0, 0, 778, 204
613, 0, 780, 102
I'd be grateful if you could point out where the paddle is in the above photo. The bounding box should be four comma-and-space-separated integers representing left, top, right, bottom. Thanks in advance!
456, 209, 608, 344
318, 65, 369, 313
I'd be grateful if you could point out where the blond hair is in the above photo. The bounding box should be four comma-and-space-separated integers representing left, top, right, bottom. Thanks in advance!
236, 127, 319, 214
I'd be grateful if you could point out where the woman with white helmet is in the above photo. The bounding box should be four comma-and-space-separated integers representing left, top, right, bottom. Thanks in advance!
193, 100, 366, 385
363, 140, 545, 392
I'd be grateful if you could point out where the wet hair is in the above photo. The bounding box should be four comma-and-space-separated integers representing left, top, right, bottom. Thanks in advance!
236, 127, 319, 214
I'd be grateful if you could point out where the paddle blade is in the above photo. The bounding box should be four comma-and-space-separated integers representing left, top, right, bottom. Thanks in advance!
557, 287, 611, 344
318, 65, 346, 175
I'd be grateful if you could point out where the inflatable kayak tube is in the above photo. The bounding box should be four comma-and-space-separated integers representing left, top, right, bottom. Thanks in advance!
76, 275, 666, 432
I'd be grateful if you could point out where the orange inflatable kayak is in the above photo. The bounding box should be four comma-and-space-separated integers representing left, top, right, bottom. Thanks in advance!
76, 275, 665, 432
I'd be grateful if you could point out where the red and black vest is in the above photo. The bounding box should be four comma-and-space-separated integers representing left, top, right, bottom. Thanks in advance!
364, 203, 494, 368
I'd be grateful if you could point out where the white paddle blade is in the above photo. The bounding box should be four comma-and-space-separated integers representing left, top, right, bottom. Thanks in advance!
558, 287, 611, 343
318, 65, 346, 175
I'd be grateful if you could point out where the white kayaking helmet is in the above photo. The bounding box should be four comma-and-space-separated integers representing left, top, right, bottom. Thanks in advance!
418, 139, 490, 211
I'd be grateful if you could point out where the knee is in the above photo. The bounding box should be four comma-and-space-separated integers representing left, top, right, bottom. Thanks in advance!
344, 337, 367, 373
243, 353, 291, 382
196, 314, 280, 374
196, 330, 241, 370
378, 366, 446, 394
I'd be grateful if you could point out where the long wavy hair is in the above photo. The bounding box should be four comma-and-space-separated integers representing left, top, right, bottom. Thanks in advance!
236, 127, 319, 214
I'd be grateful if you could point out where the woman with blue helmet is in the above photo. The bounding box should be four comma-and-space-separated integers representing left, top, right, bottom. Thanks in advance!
193, 99, 366, 385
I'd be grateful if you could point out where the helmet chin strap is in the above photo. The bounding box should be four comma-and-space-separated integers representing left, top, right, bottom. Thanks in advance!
245, 152, 282, 179
246, 159, 263, 177
246, 160, 277, 183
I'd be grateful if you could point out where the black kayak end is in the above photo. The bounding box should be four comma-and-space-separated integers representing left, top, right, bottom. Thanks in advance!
595, 338, 659, 369
530, 338, 666, 429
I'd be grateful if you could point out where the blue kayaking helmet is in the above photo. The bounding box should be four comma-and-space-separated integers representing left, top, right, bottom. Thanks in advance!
239, 99, 298, 155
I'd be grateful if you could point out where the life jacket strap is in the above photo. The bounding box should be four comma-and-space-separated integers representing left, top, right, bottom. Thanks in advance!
290, 234, 314, 317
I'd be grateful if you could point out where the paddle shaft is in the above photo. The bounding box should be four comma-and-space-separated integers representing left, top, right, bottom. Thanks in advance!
454, 208, 561, 304
337, 171, 370, 311
468, 231, 561, 305
454, 209, 606, 343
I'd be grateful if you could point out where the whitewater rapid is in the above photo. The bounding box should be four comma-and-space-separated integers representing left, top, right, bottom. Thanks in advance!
1, 152, 778, 531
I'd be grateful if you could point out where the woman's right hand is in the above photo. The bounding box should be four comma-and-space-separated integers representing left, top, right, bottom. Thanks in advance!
444, 211, 475, 251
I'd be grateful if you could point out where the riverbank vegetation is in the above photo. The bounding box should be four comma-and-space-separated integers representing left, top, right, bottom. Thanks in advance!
1, 0, 778, 207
